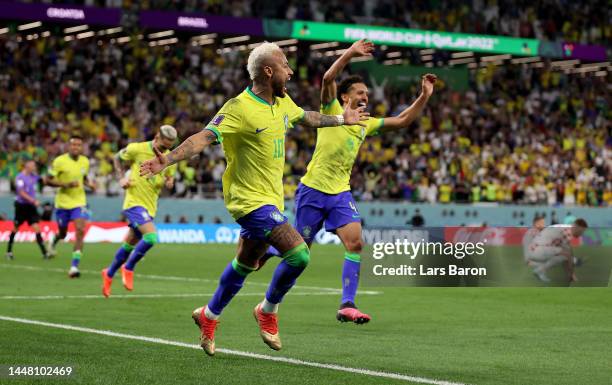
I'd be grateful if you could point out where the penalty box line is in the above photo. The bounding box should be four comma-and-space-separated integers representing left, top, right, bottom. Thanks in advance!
0, 263, 382, 295
0, 315, 469, 385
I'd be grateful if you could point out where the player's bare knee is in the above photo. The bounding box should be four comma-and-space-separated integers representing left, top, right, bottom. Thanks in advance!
346, 238, 364, 254
75, 227, 85, 238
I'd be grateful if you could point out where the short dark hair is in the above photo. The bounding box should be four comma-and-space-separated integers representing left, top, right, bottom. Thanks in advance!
69, 134, 83, 142
337, 75, 366, 103
574, 218, 588, 228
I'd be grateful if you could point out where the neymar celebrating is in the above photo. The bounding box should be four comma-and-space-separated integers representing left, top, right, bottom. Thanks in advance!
140, 42, 369, 355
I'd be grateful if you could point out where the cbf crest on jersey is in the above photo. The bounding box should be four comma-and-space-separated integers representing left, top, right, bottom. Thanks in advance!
283, 114, 289, 132
81, 167, 86, 175
270, 210, 284, 223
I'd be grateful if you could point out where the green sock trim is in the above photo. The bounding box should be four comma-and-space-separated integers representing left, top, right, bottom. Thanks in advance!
142, 232, 158, 245
72, 251, 82, 260
281, 243, 308, 259
121, 243, 135, 252
282, 243, 310, 268
344, 252, 361, 263
231, 258, 256, 276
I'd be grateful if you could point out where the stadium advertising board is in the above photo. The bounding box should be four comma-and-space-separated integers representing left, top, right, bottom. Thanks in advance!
0, 1, 121, 25
140, 10, 263, 35
561, 42, 607, 61
266, 20, 539, 56
0, 222, 243, 244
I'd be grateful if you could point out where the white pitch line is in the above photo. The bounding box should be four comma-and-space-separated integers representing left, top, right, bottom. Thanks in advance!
0, 292, 371, 300
0, 315, 469, 385
0, 263, 382, 295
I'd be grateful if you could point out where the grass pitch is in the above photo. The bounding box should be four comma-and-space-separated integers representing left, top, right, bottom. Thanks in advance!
0, 242, 610, 385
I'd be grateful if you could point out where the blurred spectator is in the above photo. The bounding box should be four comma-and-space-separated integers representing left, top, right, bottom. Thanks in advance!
409, 209, 425, 227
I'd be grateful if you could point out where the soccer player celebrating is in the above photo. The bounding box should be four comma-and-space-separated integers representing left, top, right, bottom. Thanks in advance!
140, 42, 368, 355
527, 219, 588, 283
45, 135, 96, 278
6, 160, 49, 260
264, 39, 436, 324
101, 125, 177, 298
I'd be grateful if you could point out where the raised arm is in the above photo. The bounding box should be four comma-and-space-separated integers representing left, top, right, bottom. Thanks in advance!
321, 39, 374, 106
140, 130, 217, 177
379, 74, 437, 132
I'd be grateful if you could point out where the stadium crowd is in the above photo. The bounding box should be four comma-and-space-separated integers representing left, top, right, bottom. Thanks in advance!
0, 32, 610, 206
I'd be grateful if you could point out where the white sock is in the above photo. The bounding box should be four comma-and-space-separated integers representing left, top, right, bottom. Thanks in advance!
261, 298, 279, 314
204, 306, 220, 320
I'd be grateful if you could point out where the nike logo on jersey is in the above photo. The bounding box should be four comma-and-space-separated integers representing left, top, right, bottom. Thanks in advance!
255, 127, 269, 134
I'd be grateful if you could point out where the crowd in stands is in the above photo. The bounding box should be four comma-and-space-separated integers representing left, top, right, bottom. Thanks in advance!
0, 29, 610, 206
41, 0, 611, 45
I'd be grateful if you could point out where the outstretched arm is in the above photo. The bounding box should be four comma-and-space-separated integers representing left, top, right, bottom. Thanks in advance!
300, 99, 369, 128
140, 130, 217, 177
379, 74, 437, 132
321, 39, 374, 106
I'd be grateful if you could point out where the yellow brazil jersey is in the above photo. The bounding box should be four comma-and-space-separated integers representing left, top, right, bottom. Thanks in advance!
120, 141, 176, 218
301, 99, 383, 194
49, 154, 90, 209
204, 87, 305, 220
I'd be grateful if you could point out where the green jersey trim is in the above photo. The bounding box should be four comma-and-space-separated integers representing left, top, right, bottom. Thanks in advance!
320, 99, 338, 111
204, 126, 223, 144
246, 86, 274, 106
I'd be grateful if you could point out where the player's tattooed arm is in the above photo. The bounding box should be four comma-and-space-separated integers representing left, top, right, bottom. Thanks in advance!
300, 111, 343, 127
113, 150, 132, 175
301, 101, 369, 128
165, 129, 217, 165
140, 130, 216, 177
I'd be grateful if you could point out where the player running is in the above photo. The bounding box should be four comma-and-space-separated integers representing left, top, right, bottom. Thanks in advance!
6, 160, 50, 260
45, 135, 96, 278
101, 125, 177, 298
526, 219, 588, 283
140, 42, 368, 356
263, 39, 436, 324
